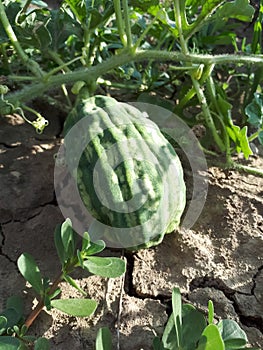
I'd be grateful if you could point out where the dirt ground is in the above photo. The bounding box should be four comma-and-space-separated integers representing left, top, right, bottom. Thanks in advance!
0, 112, 262, 349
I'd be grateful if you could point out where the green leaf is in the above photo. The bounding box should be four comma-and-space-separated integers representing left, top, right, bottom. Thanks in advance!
64, 0, 87, 23
54, 224, 65, 265
217, 0, 254, 22
0, 336, 20, 350
130, 0, 159, 12
172, 287, 182, 347
245, 93, 263, 128
0, 316, 7, 334
63, 274, 86, 296
17, 253, 43, 295
51, 298, 97, 317
161, 313, 177, 349
84, 240, 105, 255
181, 304, 206, 348
81, 231, 90, 252
34, 23, 52, 50
83, 257, 126, 278
34, 337, 50, 350
152, 337, 165, 350
258, 130, 263, 145
208, 300, 214, 325
218, 319, 247, 348
61, 218, 75, 254
55, 219, 78, 266
226, 125, 253, 159
197, 324, 224, 350
95, 327, 112, 350
6, 296, 23, 319
0, 309, 20, 329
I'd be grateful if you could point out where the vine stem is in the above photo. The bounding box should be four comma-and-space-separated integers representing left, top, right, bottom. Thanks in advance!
174, 0, 225, 153
0, 0, 43, 77
4, 49, 263, 108
228, 161, 263, 177
113, 0, 127, 47
122, 0, 132, 48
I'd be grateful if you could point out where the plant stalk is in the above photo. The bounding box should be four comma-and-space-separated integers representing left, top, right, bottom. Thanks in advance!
0, 0, 44, 77
24, 273, 63, 328
4, 50, 263, 108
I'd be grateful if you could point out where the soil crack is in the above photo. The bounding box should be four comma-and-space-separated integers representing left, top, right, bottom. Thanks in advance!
189, 275, 263, 334
0, 223, 17, 265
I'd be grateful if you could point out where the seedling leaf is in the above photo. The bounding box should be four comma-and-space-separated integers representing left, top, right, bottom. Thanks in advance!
63, 274, 86, 295
84, 240, 106, 255
172, 287, 182, 347
245, 93, 263, 128
161, 313, 177, 349
218, 319, 247, 348
17, 253, 43, 295
0, 309, 20, 329
34, 337, 50, 350
181, 304, 206, 348
6, 296, 23, 319
0, 316, 7, 334
208, 300, 214, 324
51, 298, 97, 317
61, 218, 76, 257
197, 324, 224, 350
0, 336, 20, 350
83, 257, 126, 278
81, 232, 90, 252
95, 327, 112, 350
54, 224, 65, 265
152, 336, 166, 350
258, 130, 263, 145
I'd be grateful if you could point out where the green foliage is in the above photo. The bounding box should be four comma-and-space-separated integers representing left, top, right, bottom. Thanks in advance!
0, 219, 126, 349
0, 0, 262, 175
50, 299, 97, 317
96, 327, 113, 350
152, 288, 259, 350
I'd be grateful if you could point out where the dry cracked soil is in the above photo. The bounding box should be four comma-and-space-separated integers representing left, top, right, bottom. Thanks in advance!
0, 112, 262, 349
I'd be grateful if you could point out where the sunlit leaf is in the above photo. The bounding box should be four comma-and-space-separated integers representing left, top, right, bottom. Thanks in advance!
17, 253, 43, 295
51, 298, 97, 317
197, 324, 224, 350
83, 257, 126, 278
